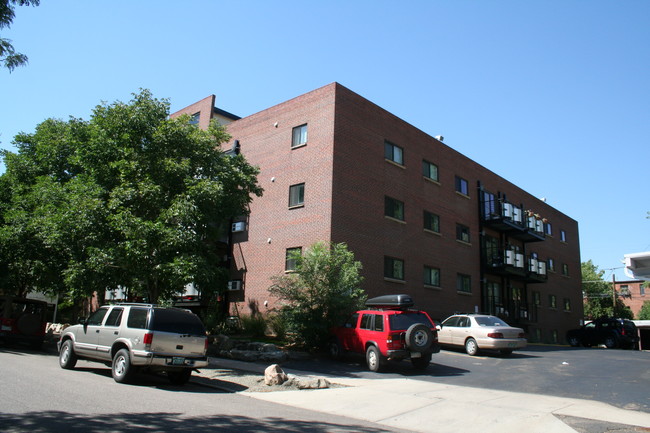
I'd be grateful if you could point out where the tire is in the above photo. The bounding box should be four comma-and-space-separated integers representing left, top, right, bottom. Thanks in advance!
328, 338, 344, 361
59, 340, 78, 370
567, 336, 581, 347
168, 369, 192, 385
604, 335, 618, 349
465, 338, 479, 356
112, 348, 134, 384
411, 352, 431, 370
366, 345, 384, 372
405, 323, 433, 351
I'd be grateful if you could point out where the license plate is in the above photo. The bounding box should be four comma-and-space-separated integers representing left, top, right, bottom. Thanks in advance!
508, 343, 517, 348
411, 352, 422, 358
172, 357, 185, 365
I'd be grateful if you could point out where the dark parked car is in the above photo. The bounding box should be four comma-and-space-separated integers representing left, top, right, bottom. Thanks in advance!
0, 295, 49, 348
566, 318, 639, 349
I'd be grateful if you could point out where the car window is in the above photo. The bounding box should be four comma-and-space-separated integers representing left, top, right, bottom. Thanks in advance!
104, 308, 123, 327
389, 312, 434, 331
474, 316, 509, 327
150, 309, 206, 335
442, 316, 460, 327
360, 314, 373, 330
373, 314, 384, 332
345, 313, 359, 328
585, 322, 595, 329
127, 308, 149, 329
458, 317, 470, 327
87, 307, 109, 326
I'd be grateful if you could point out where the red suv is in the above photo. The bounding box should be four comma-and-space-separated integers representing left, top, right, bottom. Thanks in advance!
330, 294, 439, 372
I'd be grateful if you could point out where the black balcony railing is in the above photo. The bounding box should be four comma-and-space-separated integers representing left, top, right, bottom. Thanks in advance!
484, 249, 548, 283
480, 194, 546, 242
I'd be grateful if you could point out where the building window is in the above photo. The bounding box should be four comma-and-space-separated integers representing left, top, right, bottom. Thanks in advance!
289, 183, 305, 208
423, 211, 440, 233
550, 330, 558, 344
457, 274, 471, 293
563, 298, 571, 311
424, 266, 440, 287
422, 160, 439, 182
385, 196, 405, 221
285, 247, 302, 271
456, 224, 470, 243
292, 124, 308, 148
560, 230, 567, 242
384, 256, 405, 280
547, 258, 555, 272
545, 222, 553, 236
384, 140, 404, 165
189, 112, 200, 125
533, 291, 541, 306
641, 284, 646, 296
455, 176, 469, 196
562, 263, 569, 276
549, 294, 557, 309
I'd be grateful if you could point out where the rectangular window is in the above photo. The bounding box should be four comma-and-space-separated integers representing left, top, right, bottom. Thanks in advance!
533, 291, 541, 306
289, 183, 305, 208
562, 263, 569, 276
423, 210, 440, 233
105, 308, 124, 327
285, 247, 302, 271
384, 256, 405, 280
455, 176, 469, 196
422, 160, 439, 182
456, 274, 471, 293
385, 196, 405, 221
384, 140, 404, 165
292, 124, 308, 148
560, 230, 567, 242
127, 308, 149, 329
189, 112, 200, 125
456, 224, 470, 243
549, 294, 557, 309
424, 266, 440, 287
547, 258, 555, 272
545, 222, 552, 236
641, 284, 646, 296
564, 298, 571, 311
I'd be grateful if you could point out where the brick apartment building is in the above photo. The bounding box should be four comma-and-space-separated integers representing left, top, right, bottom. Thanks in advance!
614, 280, 649, 318
171, 83, 582, 344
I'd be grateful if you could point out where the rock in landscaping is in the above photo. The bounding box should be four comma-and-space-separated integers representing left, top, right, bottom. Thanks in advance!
264, 364, 289, 386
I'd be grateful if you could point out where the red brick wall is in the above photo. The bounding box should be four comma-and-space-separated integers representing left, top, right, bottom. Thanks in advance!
617, 281, 649, 317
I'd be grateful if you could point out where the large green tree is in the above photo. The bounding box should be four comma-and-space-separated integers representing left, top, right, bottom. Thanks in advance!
269, 242, 366, 350
581, 260, 632, 319
0, 0, 39, 72
0, 90, 262, 303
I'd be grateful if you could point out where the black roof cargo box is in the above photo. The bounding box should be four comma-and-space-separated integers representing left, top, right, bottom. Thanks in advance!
365, 294, 414, 309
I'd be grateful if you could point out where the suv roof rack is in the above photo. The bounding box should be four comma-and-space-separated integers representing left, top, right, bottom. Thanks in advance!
365, 294, 414, 309
114, 302, 156, 308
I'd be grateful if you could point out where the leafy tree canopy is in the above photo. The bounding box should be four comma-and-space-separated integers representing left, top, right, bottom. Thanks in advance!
0, 89, 262, 303
638, 300, 650, 320
269, 242, 366, 350
0, 0, 39, 72
581, 260, 632, 320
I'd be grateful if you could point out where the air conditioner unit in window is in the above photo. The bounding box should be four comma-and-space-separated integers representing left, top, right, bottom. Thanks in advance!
231, 222, 246, 233
227, 280, 242, 291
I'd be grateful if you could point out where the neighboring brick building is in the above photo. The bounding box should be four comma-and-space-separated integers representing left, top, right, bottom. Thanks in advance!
171, 83, 582, 344
615, 280, 649, 318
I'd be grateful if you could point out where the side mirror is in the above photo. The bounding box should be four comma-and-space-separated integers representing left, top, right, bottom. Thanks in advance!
436, 324, 442, 331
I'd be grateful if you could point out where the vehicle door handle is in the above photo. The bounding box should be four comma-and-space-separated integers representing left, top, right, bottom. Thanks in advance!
114, 331, 118, 335
95, 330, 100, 333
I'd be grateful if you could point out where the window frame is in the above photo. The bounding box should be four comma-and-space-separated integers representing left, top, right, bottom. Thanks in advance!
384, 256, 405, 281
423, 210, 440, 233
423, 266, 441, 287
422, 160, 439, 182
384, 140, 404, 165
455, 176, 469, 196
456, 273, 471, 293
456, 223, 471, 244
291, 124, 308, 148
385, 196, 405, 221
288, 183, 305, 208
285, 247, 302, 272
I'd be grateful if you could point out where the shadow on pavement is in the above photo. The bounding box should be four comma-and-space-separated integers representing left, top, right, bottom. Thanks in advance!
0, 411, 397, 433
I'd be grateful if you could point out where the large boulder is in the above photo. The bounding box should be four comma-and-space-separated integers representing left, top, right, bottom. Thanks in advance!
264, 364, 289, 386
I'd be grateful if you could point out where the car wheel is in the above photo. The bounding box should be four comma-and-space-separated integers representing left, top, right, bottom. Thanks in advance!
112, 348, 134, 383
567, 336, 581, 347
366, 345, 384, 372
328, 338, 344, 361
465, 338, 479, 356
59, 340, 77, 370
168, 369, 192, 385
604, 335, 618, 349
411, 353, 431, 370
405, 323, 433, 351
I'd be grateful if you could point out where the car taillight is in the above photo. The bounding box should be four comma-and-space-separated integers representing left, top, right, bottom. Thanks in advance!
204, 337, 209, 352
518, 332, 525, 338
1, 318, 15, 332
386, 332, 403, 350
487, 332, 504, 339
143, 332, 153, 346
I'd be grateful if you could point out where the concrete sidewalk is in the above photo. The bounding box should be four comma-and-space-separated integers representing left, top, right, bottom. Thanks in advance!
203, 358, 650, 433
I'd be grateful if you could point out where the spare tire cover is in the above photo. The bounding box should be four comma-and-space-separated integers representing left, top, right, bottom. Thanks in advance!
405, 323, 433, 351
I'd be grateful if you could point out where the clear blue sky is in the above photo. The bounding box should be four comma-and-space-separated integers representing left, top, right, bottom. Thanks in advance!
1, 1, 648, 281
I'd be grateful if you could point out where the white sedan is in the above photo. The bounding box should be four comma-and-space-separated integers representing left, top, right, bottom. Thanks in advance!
438, 314, 527, 356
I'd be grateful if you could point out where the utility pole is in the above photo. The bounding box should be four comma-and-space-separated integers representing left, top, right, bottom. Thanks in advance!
612, 273, 617, 317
